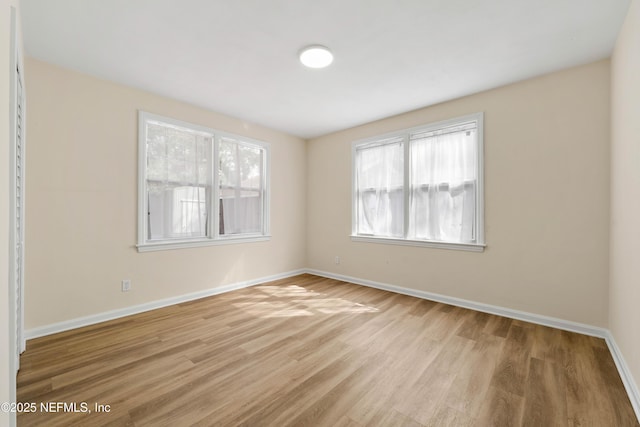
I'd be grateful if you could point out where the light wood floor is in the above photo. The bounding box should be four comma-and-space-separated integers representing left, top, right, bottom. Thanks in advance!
17, 274, 638, 426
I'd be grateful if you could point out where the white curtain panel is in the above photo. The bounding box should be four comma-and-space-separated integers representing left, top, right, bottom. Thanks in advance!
356, 139, 404, 237
219, 138, 263, 235
409, 128, 477, 242
146, 122, 211, 240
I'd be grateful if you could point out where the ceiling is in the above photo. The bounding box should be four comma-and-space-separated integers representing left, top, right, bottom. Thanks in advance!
20, 0, 630, 139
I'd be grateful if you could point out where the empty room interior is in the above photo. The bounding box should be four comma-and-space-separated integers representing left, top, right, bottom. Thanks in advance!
1, 0, 640, 426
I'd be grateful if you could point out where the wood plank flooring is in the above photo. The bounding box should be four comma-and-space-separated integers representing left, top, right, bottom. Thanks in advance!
17, 274, 639, 426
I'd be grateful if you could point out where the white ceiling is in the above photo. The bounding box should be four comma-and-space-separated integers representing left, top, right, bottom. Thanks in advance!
20, 0, 630, 139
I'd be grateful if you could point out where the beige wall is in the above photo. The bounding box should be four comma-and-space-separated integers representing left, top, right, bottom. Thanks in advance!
307, 60, 611, 327
24, 58, 307, 329
610, 0, 640, 406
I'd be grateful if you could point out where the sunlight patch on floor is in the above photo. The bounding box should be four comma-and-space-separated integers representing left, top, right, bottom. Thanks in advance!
294, 298, 379, 314
233, 285, 379, 318
255, 285, 323, 298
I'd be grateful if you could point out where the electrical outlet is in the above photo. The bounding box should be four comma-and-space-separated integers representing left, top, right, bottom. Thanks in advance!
335, 256, 340, 265
122, 279, 131, 292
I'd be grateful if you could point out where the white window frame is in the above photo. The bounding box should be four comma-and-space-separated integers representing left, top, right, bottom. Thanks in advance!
137, 111, 270, 252
351, 112, 485, 252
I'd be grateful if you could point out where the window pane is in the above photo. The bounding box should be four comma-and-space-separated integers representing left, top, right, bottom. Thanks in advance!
219, 138, 263, 235
146, 121, 211, 240
409, 126, 477, 243
355, 139, 404, 237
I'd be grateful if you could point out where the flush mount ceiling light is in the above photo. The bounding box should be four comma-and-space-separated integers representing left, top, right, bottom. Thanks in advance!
299, 45, 333, 69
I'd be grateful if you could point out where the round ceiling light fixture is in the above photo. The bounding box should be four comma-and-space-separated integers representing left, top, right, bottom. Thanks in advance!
299, 45, 333, 69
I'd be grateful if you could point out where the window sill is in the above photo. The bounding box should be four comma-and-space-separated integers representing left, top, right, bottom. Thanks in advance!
137, 235, 271, 252
350, 235, 485, 252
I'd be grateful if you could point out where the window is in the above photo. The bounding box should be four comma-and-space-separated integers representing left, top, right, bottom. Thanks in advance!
138, 111, 269, 251
352, 113, 484, 251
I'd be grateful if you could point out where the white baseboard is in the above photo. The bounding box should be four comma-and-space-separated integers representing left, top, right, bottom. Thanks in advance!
24, 269, 306, 340
26, 268, 607, 341
604, 332, 640, 422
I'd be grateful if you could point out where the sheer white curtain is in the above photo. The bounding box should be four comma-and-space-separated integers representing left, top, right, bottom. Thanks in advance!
409, 126, 477, 242
219, 138, 263, 235
146, 121, 211, 240
355, 138, 404, 237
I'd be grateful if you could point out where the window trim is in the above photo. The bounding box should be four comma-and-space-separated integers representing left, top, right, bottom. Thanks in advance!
137, 111, 270, 252
351, 112, 485, 252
